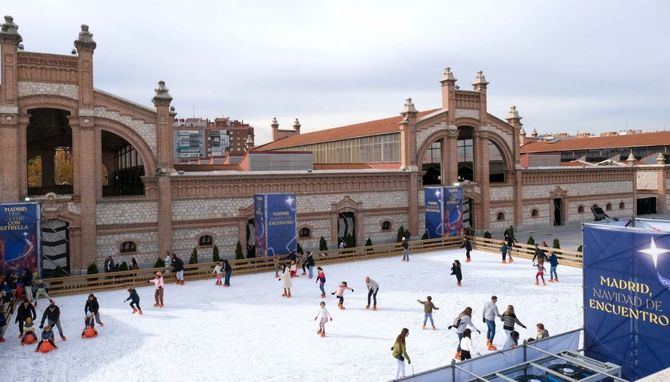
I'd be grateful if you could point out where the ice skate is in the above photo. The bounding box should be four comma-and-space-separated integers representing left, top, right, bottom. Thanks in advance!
508, 258, 514, 263
320, 293, 326, 298
154, 303, 160, 307
373, 305, 377, 311
534, 281, 539, 286
365, 305, 370, 310
422, 324, 426, 330
542, 281, 547, 286
457, 281, 462, 287
487, 341, 497, 351
132, 307, 138, 314
281, 292, 287, 297
0, 337, 5, 342
317, 329, 322, 335
432, 325, 436, 330
454, 351, 461, 360
60, 336, 67, 341
320, 331, 326, 337
138, 309, 143, 315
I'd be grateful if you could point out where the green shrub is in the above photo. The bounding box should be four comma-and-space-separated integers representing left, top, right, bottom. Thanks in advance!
365, 237, 373, 246
212, 245, 220, 262
421, 231, 429, 240
53, 265, 67, 278
344, 234, 356, 248
396, 226, 406, 242
483, 231, 492, 239
118, 261, 129, 271
189, 247, 198, 264
527, 236, 535, 245
319, 236, 328, 251
235, 240, 244, 260
577, 244, 583, 252
505, 225, 516, 240
87, 263, 98, 275
154, 257, 165, 268
552, 238, 561, 249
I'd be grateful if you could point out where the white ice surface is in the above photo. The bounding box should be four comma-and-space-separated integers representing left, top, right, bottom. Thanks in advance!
0, 249, 583, 382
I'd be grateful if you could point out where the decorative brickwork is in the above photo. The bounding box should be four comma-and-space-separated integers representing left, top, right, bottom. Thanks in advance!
18, 81, 79, 99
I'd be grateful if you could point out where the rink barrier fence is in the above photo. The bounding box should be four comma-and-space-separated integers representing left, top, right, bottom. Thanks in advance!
468, 236, 583, 268
42, 236, 464, 297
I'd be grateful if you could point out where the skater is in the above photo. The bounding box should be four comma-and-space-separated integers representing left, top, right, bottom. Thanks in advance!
20, 317, 37, 344
549, 251, 559, 282
313, 301, 333, 337
125, 288, 142, 314
84, 294, 103, 326
401, 237, 410, 261
212, 262, 223, 286
536, 323, 549, 339
331, 281, 354, 310
532, 242, 548, 263
298, 251, 307, 276
305, 251, 315, 279
171, 254, 185, 285
459, 329, 474, 360
223, 259, 233, 287
0, 308, 6, 343
22, 268, 33, 302
451, 260, 463, 287
503, 330, 519, 350
482, 295, 502, 350
35, 324, 58, 353
289, 260, 298, 278
501, 305, 526, 344
104, 256, 115, 273
15, 298, 36, 336
535, 262, 546, 286
39, 300, 66, 341
148, 271, 165, 307
164, 251, 172, 275
500, 242, 509, 264
33, 279, 50, 307
365, 276, 379, 310
449, 307, 480, 360
417, 296, 439, 330
131, 258, 140, 270
279, 265, 292, 298
461, 237, 472, 262
391, 328, 411, 379
81, 313, 98, 338
315, 267, 326, 298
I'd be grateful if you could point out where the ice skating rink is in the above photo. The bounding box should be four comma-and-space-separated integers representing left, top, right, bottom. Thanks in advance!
0, 249, 583, 382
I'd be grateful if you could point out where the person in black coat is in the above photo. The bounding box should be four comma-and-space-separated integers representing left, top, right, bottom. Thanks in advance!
451, 260, 463, 287
461, 238, 473, 263
305, 251, 315, 279
84, 293, 103, 326
40, 300, 66, 340
104, 256, 115, 273
172, 254, 185, 285
15, 298, 36, 335
125, 288, 142, 314
22, 269, 34, 302
222, 259, 233, 287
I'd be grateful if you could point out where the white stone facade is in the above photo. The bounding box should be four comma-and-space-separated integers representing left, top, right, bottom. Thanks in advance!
364, 214, 408, 244
297, 219, 331, 250
172, 226, 239, 260
96, 201, 158, 225
490, 186, 514, 201
490, 206, 515, 231
94, 107, 157, 156
522, 181, 632, 199
637, 171, 659, 190
96, 231, 158, 268
18, 81, 79, 100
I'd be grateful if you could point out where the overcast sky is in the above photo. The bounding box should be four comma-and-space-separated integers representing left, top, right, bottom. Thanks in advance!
7, 0, 670, 144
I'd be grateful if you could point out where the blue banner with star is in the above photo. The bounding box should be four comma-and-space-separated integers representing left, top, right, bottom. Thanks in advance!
584, 223, 670, 380
424, 186, 444, 239
254, 193, 297, 256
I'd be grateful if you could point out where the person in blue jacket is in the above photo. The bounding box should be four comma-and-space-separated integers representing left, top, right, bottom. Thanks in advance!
548, 252, 559, 282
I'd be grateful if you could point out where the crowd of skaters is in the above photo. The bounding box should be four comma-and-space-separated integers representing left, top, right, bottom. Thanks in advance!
1, 230, 563, 380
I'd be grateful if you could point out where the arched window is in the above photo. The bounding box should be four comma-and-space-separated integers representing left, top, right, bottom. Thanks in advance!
619, 202, 625, 210
488, 141, 507, 183
299, 227, 311, 238
381, 221, 392, 231
578, 205, 585, 213
120, 241, 137, 253
531, 209, 539, 217
606, 203, 612, 211
198, 235, 213, 247
496, 212, 505, 221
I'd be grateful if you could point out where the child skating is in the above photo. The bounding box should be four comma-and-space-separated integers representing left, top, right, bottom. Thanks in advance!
213, 262, 223, 286
331, 281, 354, 310
417, 296, 439, 330
365, 276, 379, 310
125, 288, 142, 315
279, 265, 292, 298
500, 243, 508, 264
548, 251, 559, 282
314, 301, 333, 337
461, 237, 473, 262
289, 260, 298, 278
148, 271, 165, 307
315, 267, 326, 298
451, 260, 463, 287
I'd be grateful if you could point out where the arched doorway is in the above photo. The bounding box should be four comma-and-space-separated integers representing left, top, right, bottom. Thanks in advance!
26, 108, 73, 195
338, 212, 356, 247
246, 218, 256, 257
101, 131, 145, 196
422, 140, 442, 185
457, 126, 475, 182
41, 219, 70, 276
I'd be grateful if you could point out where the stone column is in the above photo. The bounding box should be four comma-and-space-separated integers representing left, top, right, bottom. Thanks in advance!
399, 98, 420, 235
474, 131, 490, 230
506, 106, 523, 225
440, 67, 457, 112
153, 81, 175, 258
74, 25, 96, 108
0, 16, 22, 201
445, 129, 459, 184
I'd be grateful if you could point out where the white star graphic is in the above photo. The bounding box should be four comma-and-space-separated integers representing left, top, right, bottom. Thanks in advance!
286, 196, 294, 206
639, 237, 670, 269
435, 190, 441, 197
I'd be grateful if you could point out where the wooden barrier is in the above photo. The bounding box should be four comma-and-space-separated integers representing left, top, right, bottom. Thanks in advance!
469, 236, 583, 268
43, 236, 464, 297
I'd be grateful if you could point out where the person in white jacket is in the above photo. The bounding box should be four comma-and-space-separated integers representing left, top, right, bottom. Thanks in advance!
482, 295, 502, 350
212, 262, 223, 286
279, 265, 292, 298
314, 301, 333, 337
459, 329, 474, 360
449, 307, 481, 360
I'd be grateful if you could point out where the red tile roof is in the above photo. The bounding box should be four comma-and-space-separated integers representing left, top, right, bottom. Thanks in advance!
520, 131, 670, 154
256, 109, 440, 151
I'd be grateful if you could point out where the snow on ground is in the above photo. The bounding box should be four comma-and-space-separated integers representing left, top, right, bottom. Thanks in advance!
0, 249, 583, 382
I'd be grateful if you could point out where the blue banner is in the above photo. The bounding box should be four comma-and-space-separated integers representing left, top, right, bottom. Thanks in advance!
0, 202, 41, 276
424, 186, 444, 239
254, 193, 297, 256
444, 186, 463, 237
584, 224, 670, 380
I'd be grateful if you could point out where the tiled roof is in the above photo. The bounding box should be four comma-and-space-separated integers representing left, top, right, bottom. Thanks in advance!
256, 109, 440, 151
313, 162, 401, 170
520, 131, 670, 154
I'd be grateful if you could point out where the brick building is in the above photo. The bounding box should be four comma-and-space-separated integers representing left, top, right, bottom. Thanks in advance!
0, 17, 655, 274
173, 117, 253, 162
